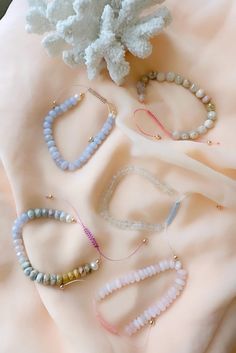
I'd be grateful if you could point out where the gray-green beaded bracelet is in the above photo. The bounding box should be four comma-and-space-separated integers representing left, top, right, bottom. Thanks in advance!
12, 208, 100, 289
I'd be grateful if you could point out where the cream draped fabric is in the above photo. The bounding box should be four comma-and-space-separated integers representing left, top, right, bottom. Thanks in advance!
0, 1, 235, 353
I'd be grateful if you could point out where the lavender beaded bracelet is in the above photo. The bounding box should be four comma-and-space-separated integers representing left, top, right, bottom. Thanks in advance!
136, 71, 217, 141
12, 208, 100, 288
43, 90, 116, 171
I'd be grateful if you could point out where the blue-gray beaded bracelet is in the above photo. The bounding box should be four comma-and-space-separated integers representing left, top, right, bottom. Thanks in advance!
12, 208, 100, 289
43, 88, 117, 171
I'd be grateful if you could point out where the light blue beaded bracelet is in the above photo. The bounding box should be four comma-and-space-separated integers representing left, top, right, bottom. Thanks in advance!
12, 208, 100, 288
43, 90, 116, 171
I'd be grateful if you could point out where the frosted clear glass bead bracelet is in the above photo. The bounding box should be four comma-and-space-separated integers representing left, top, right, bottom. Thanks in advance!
12, 208, 100, 288
43, 92, 116, 171
136, 71, 217, 141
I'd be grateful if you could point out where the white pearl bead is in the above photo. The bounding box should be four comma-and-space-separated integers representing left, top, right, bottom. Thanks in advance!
181, 132, 190, 140
204, 119, 214, 129
207, 111, 217, 121
189, 131, 199, 140
196, 89, 205, 98
197, 125, 207, 135
172, 131, 181, 140
90, 261, 99, 271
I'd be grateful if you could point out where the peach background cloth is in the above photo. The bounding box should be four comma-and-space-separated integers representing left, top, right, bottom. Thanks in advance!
0, 1, 236, 352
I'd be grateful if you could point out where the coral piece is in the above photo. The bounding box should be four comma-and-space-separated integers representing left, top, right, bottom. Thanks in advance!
26, 0, 172, 84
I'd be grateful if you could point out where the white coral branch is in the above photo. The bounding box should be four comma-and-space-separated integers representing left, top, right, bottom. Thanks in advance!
25, 0, 172, 84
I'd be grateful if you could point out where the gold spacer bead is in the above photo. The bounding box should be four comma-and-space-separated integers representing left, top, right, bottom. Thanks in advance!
142, 238, 149, 245
80, 93, 85, 99
207, 102, 216, 111
154, 134, 162, 140
46, 194, 54, 200
88, 136, 94, 143
216, 204, 224, 210
207, 140, 213, 145
71, 217, 77, 223
149, 318, 156, 326
52, 100, 57, 108
56, 274, 63, 286
173, 255, 178, 261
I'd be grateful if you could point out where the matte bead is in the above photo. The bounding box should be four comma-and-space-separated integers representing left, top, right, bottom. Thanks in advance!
36, 273, 44, 284
21, 261, 31, 270
43, 274, 51, 285
47, 140, 56, 148
24, 267, 33, 276
30, 270, 39, 281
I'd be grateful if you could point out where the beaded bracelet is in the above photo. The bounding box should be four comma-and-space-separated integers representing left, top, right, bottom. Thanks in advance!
95, 255, 187, 336
12, 208, 100, 288
43, 88, 117, 171
136, 71, 217, 141
99, 166, 182, 232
